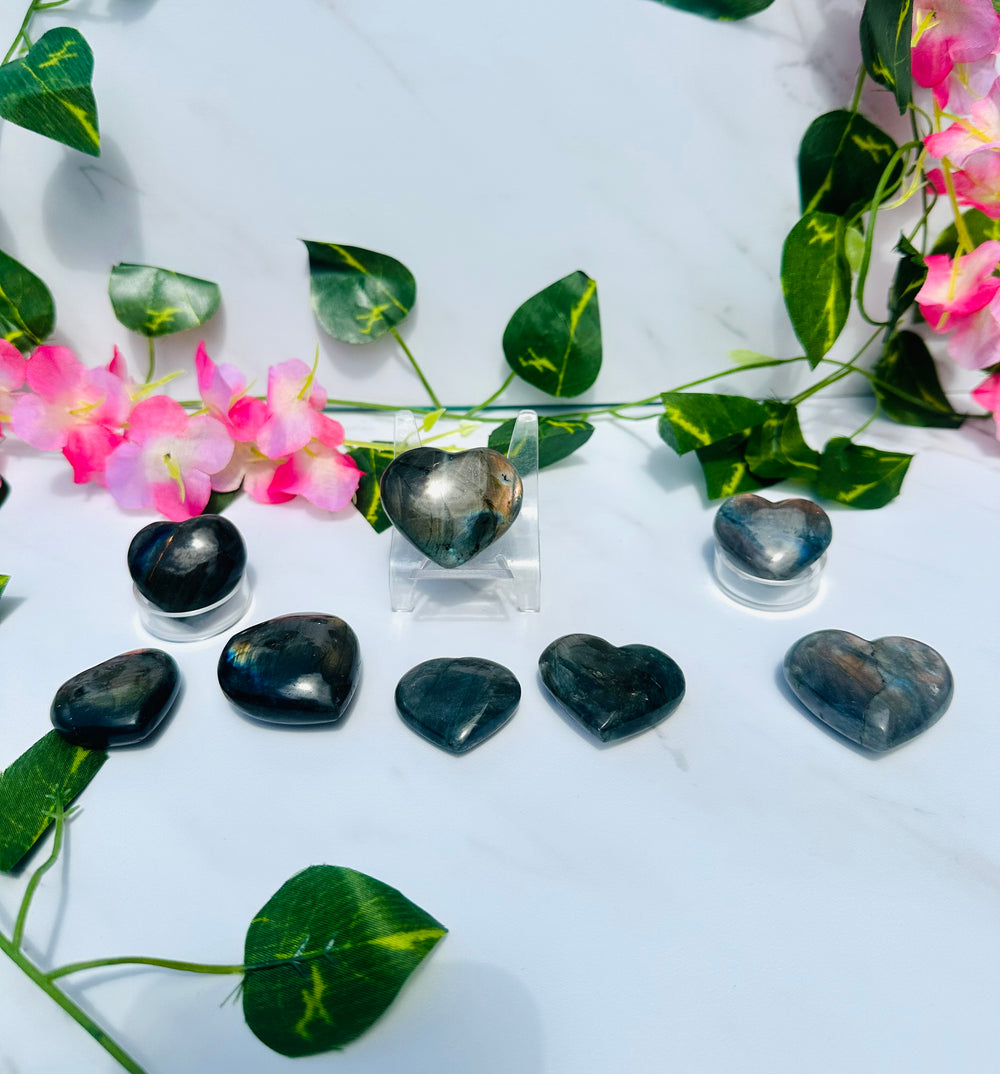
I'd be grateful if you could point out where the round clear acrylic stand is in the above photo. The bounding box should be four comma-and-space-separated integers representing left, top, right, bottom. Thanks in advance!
713, 545, 824, 611
134, 573, 252, 641
388, 409, 541, 612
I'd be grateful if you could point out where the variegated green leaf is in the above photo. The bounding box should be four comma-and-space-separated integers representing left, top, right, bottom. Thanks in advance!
108, 264, 221, 338
932, 207, 1000, 255
860, 0, 913, 113
488, 415, 594, 468
0, 248, 55, 352
243, 865, 446, 1057
0, 28, 100, 155
503, 271, 601, 397
304, 242, 415, 345
817, 437, 911, 508
658, 392, 769, 455
0, 574, 8, 599
348, 444, 395, 533
744, 401, 821, 479
0, 732, 107, 873
645, 0, 774, 17
695, 435, 778, 500
781, 212, 851, 368
874, 331, 964, 428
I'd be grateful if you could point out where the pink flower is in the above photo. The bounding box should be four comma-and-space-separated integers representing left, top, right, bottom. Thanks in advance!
912, 0, 1000, 90
11, 346, 130, 483
925, 78, 1000, 164
0, 340, 26, 434
195, 342, 267, 442
211, 441, 295, 504
928, 147, 1000, 216
942, 293, 1000, 367
915, 240, 1000, 331
255, 359, 345, 459
932, 54, 1000, 109
972, 369, 1000, 429
104, 395, 234, 521
266, 441, 361, 511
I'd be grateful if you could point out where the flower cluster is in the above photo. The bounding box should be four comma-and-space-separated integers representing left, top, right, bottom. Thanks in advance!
913, 0, 1000, 431
0, 340, 361, 521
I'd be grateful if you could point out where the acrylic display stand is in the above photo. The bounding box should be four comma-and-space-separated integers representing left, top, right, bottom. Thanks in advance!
713, 545, 824, 612
389, 409, 540, 612
134, 573, 252, 641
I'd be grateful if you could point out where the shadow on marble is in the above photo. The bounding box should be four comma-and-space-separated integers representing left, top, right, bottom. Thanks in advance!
643, 443, 703, 500
0, 595, 27, 627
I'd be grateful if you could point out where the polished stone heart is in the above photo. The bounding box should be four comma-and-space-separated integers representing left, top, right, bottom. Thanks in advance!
539, 634, 685, 743
714, 493, 832, 580
128, 515, 247, 613
395, 657, 520, 754
379, 446, 523, 568
51, 649, 180, 748
783, 629, 953, 751
218, 614, 360, 726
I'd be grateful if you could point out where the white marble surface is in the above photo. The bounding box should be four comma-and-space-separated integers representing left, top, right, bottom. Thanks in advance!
0, 400, 998, 1074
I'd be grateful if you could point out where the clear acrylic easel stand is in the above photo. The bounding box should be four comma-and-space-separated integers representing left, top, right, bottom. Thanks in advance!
713, 545, 825, 611
389, 409, 540, 613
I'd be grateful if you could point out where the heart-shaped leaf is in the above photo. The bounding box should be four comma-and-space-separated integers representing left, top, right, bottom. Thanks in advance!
242, 865, 446, 1056
503, 271, 601, 397
303, 242, 415, 344
816, 436, 911, 508
0, 27, 100, 155
645, 0, 774, 18
0, 731, 106, 872
744, 401, 821, 480
658, 392, 769, 455
860, 0, 913, 114
108, 264, 221, 338
799, 110, 900, 217
887, 235, 928, 328
874, 331, 965, 428
488, 415, 594, 469
694, 434, 778, 499
0, 247, 55, 352
781, 212, 851, 368
347, 444, 396, 533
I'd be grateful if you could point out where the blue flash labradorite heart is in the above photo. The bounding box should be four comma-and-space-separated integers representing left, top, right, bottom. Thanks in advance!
128, 514, 247, 613
379, 446, 523, 568
783, 630, 953, 751
218, 614, 360, 726
539, 634, 685, 744
714, 494, 832, 580
51, 649, 180, 748
395, 657, 521, 754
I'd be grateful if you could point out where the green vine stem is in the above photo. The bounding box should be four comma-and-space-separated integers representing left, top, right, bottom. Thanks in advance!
389, 327, 441, 409
3, 0, 71, 63
46, 955, 244, 981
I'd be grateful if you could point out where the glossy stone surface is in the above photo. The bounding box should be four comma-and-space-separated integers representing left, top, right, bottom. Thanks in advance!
539, 634, 685, 744
380, 446, 523, 568
783, 630, 953, 752
128, 515, 247, 613
714, 494, 832, 581
51, 649, 180, 748
218, 614, 360, 726
395, 657, 521, 754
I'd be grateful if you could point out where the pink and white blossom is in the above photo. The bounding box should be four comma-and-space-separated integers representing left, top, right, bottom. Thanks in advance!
915, 240, 1000, 333
912, 0, 1000, 90
255, 359, 344, 459
0, 340, 26, 434
195, 342, 267, 442
266, 441, 361, 511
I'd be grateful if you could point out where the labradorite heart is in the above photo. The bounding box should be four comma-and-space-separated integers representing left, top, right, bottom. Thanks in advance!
128, 515, 247, 613
783, 630, 953, 751
538, 634, 685, 744
395, 657, 521, 754
379, 446, 523, 568
714, 494, 832, 580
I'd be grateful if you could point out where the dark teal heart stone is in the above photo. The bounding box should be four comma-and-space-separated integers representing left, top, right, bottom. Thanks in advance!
218, 614, 360, 726
714, 494, 832, 580
395, 657, 521, 754
379, 446, 523, 568
51, 649, 180, 748
128, 514, 246, 613
539, 634, 685, 743
783, 629, 953, 751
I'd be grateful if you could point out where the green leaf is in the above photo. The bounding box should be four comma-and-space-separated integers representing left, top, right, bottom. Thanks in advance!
781, 212, 851, 368
931, 207, 1000, 255
0, 476, 9, 509
0, 28, 100, 155
304, 242, 415, 345
0, 247, 55, 352
347, 444, 396, 533
108, 264, 221, 338
799, 110, 900, 217
874, 331, 964, 428
695, 435, 778, 499
242, 865, 446, 1057
887, 235, 927, 327
0, 732, 107, 873
860, 0, 913, 113
744, 401, 821, 479
658, 392, 769, 455
817, 437, 912, 508
488, 415, 594, 469
0, 575, 8, 599
645, 0, 775, 18
203, 487, 241, 515
503, 271, 601, 397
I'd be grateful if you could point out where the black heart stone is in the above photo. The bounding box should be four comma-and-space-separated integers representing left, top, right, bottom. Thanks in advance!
218, 614, 360, 726
395, 657, 521, 754
379, 446, 523, 568
128, 515, 247, 613
51, 649, 180, 748
714, 493, 832, 580
538, 634, 685, 743
783, 629, 953, 751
